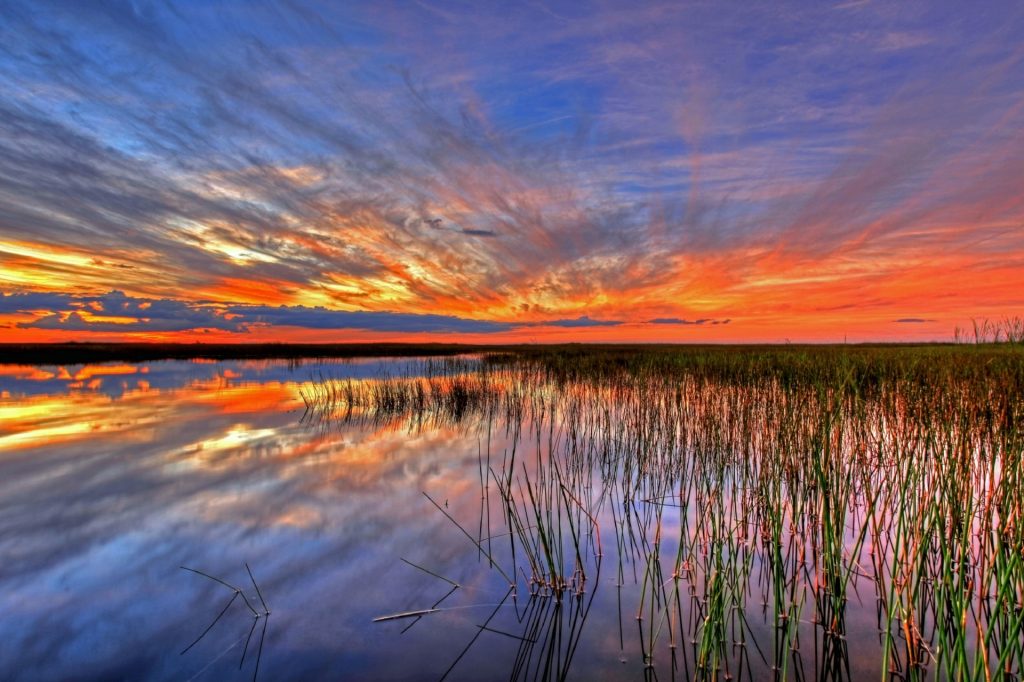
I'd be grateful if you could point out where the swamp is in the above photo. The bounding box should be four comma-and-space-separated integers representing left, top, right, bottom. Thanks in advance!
0, 344, 1022, 680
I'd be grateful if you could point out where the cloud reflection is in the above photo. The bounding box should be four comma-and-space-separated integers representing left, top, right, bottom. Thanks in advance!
0, 358, 515, 680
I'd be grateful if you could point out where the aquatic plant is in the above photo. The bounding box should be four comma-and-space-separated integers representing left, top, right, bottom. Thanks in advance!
334, 344, 1024, 679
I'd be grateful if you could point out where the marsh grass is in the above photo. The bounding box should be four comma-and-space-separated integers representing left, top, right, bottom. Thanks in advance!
314, 345, 1024, 680
180, 564, 271, 682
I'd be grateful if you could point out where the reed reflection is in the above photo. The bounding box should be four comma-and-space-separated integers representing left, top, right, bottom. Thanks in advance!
306, 349, 1023, 681
1, 348, 1022, 681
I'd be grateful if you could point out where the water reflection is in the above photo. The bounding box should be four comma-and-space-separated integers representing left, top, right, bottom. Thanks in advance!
0, 357, 460, 399
1, 355, 1021, 681
0, 357, 516, 681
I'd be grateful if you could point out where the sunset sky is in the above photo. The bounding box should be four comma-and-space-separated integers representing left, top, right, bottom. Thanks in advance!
2, 1, 1022, 343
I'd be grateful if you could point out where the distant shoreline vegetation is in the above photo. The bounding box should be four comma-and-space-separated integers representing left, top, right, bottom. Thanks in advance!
0, 341, 488, 365
1, 334, 1024, 366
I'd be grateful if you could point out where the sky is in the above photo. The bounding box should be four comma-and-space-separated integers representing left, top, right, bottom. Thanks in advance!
1, 1, 1022, 344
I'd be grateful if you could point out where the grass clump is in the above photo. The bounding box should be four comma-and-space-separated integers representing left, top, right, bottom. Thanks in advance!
337, 344, 1024, 680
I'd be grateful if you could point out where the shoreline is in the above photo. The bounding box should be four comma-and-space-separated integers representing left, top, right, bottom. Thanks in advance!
0, 340, 991, 365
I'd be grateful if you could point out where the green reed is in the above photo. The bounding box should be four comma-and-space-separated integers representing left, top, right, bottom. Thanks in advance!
342, 344, 1023, 680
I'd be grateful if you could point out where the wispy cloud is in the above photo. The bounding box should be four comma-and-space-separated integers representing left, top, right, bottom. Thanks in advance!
0, 1, 1022, 341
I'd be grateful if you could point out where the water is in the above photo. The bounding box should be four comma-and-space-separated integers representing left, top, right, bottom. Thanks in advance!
0, 355, 1016, 680
1, 358, 527, 680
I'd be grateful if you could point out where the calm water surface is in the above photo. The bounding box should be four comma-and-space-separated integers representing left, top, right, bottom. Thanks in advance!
0, 358, 515, 679
0, 356, 953, 680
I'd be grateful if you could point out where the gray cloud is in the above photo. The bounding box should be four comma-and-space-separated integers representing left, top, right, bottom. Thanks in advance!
539, 316, 623, 328
226, 304, 512, 334
648, 317, 730, 325
7, 291, 627, 334
8, 291, 513, 334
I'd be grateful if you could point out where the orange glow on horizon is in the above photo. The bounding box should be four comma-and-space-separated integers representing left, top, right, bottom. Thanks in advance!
2, 218, 1021, 344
